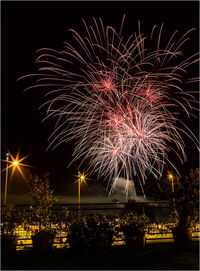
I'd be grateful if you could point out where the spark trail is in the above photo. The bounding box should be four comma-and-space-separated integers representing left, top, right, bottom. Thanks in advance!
20, 16, 199, 195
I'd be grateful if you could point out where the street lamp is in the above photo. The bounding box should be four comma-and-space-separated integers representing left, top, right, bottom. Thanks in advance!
73, 170, 89, 217
4, 153, 10, 205
2, 151, 30, 205
168, 173, 174, 192
3, 154, 20, 205
168, 172, 175, 211
78, 171, 87, 213
78, 171, 81, 212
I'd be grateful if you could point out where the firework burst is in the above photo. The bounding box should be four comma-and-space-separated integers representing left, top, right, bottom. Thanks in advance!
19, 16, 199, 195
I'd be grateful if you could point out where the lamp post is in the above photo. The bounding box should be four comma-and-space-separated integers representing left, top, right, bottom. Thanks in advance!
168, 172, 175, 212
78, 171, 81, 213
4, 153, 10, 205
76, 170, 87, 218
2, 151, 29, 205
73, 170, 89, 218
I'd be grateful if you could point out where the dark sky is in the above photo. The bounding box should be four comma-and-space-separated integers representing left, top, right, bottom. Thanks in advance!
1, 1, 199, 197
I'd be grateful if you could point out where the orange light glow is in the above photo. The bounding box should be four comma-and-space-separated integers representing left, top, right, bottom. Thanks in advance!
80, 175, 85, 180
73, 170, 91, 188
1, 150, 32, 183
168, 173, 174, 180
13, 161, 19, 166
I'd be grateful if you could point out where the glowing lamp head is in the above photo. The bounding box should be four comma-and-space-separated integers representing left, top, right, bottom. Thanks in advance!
13, 161, 19, 166
168, 173, 174, 180
80, 175, 85, 180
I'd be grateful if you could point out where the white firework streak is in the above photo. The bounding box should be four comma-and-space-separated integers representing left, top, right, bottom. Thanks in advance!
69, 101, 185, 181
19, 16, 199, 195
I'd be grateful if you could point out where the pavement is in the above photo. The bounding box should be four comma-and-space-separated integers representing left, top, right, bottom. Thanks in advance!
1, 241, 199, 270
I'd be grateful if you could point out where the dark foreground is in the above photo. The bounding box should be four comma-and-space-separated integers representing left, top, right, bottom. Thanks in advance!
2, 241, 199, 270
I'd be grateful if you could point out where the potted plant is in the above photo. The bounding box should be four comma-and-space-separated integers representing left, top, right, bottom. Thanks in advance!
68, 221, 89, 250
67, 214, 115, 253
170, 168, 199, 249
98, 216, 114, 249
120, 212, 150, 249
1, 204, 21, 257
86, 215, 114, 250
27, 173, 57, 253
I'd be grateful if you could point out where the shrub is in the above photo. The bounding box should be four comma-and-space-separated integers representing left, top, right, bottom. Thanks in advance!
120, 212, 150, 237
171, 168, 199, 228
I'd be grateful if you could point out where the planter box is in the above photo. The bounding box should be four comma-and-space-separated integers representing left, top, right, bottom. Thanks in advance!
172, 227, 192, 248
125, 230, 145, 250
1, 235, 17, 257
32, 232, 54, 253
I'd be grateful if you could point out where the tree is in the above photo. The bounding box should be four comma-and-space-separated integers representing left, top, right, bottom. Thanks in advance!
172, 168, 199, 227
29, 173, 57, 230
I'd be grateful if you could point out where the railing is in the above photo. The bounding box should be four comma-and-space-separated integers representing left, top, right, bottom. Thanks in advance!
2, 201, 199, 250
14, 222, 200, 250
14, 201, 172, 222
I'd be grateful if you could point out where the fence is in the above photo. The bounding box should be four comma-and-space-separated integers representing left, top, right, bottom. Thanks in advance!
15, 200, 172, 221
2, 201, 200, 250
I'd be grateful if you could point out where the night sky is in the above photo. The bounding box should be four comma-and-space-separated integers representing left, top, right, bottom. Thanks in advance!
1, 1, 199, 201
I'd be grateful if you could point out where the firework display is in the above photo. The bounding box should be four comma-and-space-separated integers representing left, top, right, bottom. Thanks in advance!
20, 16, 199, 193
